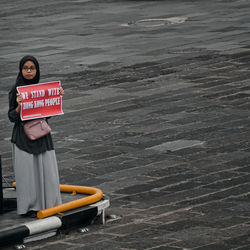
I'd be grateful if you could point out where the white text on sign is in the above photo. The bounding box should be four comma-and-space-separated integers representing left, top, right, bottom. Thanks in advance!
31, 90, 45, 98
48, 88, 60, 96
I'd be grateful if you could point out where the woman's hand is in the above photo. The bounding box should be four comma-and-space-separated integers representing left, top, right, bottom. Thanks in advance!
16, 93, 22, 113
59, 87, 64, 97
16, 93, 22, 105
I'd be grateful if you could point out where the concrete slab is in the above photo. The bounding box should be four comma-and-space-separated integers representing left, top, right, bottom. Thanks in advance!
0, 188, 110, 248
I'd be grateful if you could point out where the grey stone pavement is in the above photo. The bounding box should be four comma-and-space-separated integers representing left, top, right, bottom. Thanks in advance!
0, 0, 250, 249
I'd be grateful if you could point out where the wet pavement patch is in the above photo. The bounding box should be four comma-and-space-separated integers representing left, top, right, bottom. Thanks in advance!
147, 139, 205, 152
121, 17, 188, 28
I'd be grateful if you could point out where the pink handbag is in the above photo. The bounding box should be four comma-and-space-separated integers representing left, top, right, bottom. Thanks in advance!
23, 118, 51, 140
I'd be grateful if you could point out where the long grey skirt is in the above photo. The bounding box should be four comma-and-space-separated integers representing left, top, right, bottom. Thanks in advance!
12, 144, 62, 215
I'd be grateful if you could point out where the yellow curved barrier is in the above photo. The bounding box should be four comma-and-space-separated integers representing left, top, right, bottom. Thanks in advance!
12, 183, 103, 219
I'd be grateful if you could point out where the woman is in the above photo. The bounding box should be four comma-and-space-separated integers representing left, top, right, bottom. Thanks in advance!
8, 55, 63, 216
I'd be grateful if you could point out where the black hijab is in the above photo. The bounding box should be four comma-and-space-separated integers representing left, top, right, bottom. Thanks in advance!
15, 55, 40, 87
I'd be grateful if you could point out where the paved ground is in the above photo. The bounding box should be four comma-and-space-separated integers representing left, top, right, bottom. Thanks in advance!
1, 0, 250, 249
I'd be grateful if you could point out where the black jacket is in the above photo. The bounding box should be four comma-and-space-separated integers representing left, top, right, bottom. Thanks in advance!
8, 86, 54, 155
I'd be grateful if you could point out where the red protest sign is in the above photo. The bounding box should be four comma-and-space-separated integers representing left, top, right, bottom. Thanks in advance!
17, 81, 64, 121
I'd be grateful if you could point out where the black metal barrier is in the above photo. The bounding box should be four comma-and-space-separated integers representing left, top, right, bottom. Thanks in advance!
0, 155, 17, 214
0, 155, 3, 213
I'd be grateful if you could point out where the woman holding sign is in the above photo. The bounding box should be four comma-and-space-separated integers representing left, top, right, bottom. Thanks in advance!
8, 55, 64, 217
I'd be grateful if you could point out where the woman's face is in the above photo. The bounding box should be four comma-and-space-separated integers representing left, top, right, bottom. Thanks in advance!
22, 60, 37, 80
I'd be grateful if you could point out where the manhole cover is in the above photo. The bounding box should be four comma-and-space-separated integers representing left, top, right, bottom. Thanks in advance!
121, 17, 187, 28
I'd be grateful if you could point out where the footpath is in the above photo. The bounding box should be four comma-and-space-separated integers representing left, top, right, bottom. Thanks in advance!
0, 0, 250, 249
